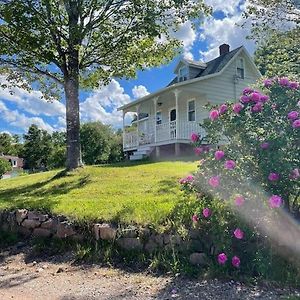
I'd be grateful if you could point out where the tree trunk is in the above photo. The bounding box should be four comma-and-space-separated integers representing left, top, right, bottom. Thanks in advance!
64, 74, 82, 170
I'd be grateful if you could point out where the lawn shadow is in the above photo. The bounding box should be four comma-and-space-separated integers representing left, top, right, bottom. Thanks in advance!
0, 170, 92, 212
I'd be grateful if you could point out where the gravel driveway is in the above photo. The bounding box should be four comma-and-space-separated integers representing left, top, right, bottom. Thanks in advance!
0, 244, 299, 300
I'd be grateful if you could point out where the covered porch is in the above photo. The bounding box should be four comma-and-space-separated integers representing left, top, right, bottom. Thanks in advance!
120, 88, 206, 151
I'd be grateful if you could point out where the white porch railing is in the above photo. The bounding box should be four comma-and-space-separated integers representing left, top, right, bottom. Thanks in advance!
123, 120, 203, 150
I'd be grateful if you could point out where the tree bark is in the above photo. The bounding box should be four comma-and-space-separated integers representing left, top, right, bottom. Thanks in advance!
64, 74, 82, 170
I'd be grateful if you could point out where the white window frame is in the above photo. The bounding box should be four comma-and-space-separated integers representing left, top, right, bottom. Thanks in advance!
236, 58, 245, 79
187, 99, 196, 122
178, 66, 189, 82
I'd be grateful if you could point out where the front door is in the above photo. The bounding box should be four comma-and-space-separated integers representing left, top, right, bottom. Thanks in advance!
169, 108, 176, 139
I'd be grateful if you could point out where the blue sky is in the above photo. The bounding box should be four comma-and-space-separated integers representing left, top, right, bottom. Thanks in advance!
0, 0, 255, 135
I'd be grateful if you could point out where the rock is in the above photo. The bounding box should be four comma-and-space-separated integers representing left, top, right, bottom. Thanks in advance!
163, 234, 171, 245
16, 209, 28, 225
33, 228, 52, 238
28, 211, 48, 222
72, 234, 85, 241
41, 218, 58, 231
154, 235, 164, 247
144, 240, 158, 253
16, 226, 32, 237
117, 238, 142, 251
55, 222, 75, 238
7, 212, 17, 230
120, 227, 138, 238
189, 229, 201, 239
94, 224, 100, 240
189, 252, 208, 266
139, 228, 151, 239
22, 219, 41, 229
189, 240, 204, 252
96, 223, 117, 240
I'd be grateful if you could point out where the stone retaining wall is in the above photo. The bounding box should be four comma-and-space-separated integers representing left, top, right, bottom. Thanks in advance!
0, 209, 209, 266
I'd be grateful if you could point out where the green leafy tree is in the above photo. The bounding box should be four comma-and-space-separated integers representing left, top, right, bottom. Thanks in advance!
0, 133, 13, 155
48, 132, 66, 169
80, 122, 123, 164
0, 0, 210, 170
22, 124, 52, 170
0, 158, 11, 178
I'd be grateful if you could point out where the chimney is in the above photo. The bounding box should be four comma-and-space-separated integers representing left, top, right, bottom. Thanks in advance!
219, 44, 230, 56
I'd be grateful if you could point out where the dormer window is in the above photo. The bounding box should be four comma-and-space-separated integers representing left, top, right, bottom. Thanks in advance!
178, 66, 188, 82
236, 58, 244, 79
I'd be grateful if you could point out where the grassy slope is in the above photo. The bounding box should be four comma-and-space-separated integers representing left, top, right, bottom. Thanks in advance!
0, 161, 197, 226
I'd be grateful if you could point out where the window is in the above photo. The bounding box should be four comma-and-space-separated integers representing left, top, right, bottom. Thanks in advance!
178, 66, 188, 82
188, 100, 196, 121
156, 111, 162, 125
236, 58, 244, 79
13, 160, 17, 167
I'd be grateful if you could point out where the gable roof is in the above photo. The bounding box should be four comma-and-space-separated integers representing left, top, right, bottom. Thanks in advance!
118, 46, 261, 111
168, 46, 242, 87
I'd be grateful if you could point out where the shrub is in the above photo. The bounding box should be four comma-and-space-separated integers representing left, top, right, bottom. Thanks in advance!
180, 77, 300, 283
0, 158, 11, 178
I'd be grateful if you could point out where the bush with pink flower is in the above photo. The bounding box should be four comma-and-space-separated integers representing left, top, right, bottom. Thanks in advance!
178, 77, 300, 282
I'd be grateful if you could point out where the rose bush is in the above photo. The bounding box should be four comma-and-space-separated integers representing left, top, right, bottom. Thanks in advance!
178, 77, 300, 281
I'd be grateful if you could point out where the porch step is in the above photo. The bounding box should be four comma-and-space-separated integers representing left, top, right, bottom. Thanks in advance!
129, 146, 154, 161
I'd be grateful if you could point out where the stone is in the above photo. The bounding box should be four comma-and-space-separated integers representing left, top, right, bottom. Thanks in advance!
16, 209, 28, 225
189, 240, 204, 252
55, 222, 75, 238
189, 229, 201, 240
7, 212, 17, 230
120, 227, 138, 238
41, 218, 58, 231
33, 228, 52, 238
117, 238, 143, 251
189, 252, 208, 266
163, 234, 171, 245
22, 219, 41, 229
94, 224, 100, 240
153, 234, 164, 247
98, 223, 117, 240
144, 240, 158, 253
28, 211, 48, 222
72, 234, 85, 241
16, 226, 32, 237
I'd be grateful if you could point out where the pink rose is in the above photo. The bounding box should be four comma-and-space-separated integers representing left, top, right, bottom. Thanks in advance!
233, 228, 244, 239
214, 150, 225, 160
289, 81, 299, 89
278, 77, 290, 86
289, 168, 300, 180
209, 109, 220, 121
191, 132, 200, 142
192, 214, 199, 223
194, 147, 203, 155
263, 79, 273, 88
219, 104, 228, 114
268, 172, 280, 181
250, 92, 261, 102
269, 195, 282, 208
224, 160, 236, 170
292, 119, 300, 128
208, 176, 220, 188
251, 102, 263, 113
243, 87, 253, 95
232, 103, 244, 114
260, 95, 269, 103
240, 95, 250, 103
234, 195, 245, 206
288, 111, 299, 120
217, 253, 227, 265
202, 208, 211, 218
232, 256, 241, 268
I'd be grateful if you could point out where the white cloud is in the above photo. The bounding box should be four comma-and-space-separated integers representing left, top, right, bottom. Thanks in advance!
205, 0, 242, 16
132, 85, 149, 99
80, 79, 131, 127
0, 76, 65, 118
199, 14, 255, 61
173, 21, 197, 59
0, 100, 54, 132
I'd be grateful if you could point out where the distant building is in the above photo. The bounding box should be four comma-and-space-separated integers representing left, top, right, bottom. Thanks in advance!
1, 155, 24, 179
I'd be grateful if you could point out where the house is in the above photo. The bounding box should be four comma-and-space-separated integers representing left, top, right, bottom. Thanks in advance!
118, 44, 261, 160
1, 155, 24, 179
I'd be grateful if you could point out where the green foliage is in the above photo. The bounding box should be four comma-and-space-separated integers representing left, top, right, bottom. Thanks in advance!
254, 29, 300, 77
0, 157, 11, 177
80, 122, 123, 164
0, 133, 23, 156
22, 124, 53, 170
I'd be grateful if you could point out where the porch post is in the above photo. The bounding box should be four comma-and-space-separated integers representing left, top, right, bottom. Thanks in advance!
152, 97, 159, 143
136, 104, 140, 146
173, 89, 180, 139
122, 110, 126, 150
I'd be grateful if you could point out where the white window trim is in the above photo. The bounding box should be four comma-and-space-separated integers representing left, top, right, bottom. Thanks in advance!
178, 66, 189, 82
169, 107, 176, 122
236, 57, 245, 79
187, 99, 196, 122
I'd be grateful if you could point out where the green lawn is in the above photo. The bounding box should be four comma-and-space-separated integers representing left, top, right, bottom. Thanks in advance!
0, 161, 197, 226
